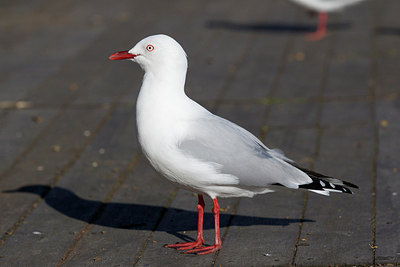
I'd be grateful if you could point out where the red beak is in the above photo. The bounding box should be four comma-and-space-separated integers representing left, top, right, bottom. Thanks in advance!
108, 50, 137, 60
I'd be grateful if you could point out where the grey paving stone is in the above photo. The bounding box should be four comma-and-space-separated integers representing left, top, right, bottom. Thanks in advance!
0, 108, 108, 235
295, 125, 375, 265
373, 0, 400, 263
0, 107, 138, 265
374, 103, 400, 264
63, 158, 175, 266
0, 109, 57, 175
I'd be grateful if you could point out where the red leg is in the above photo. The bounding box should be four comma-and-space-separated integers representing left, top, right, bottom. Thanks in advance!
184, 198, 222, 255
164, 194, 205, 250
307, 12, 328, 41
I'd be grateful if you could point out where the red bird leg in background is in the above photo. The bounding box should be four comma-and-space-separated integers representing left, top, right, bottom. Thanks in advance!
307, 12, 328, 41
164, 194, 205, 250
184, 198, 222, 255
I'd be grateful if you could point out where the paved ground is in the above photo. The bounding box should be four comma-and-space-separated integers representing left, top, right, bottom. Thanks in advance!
0, 0, 399, 266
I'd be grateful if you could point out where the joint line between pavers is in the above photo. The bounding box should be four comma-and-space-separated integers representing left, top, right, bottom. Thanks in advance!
58, 151, 141, 266
368, 0, 379, 265
132, 187, 180, 266
0, 84, 136, 248
291, 17, 338, 266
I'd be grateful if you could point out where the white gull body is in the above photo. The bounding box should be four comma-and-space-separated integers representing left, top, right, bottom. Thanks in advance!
289, 0, 367, 12
109, 34, 357, 254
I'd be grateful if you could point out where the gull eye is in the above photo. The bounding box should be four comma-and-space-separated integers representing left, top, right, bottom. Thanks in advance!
146, 44, 154, 52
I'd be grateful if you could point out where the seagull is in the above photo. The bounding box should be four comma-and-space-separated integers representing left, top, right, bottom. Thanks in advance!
288, 0, 367, 40
108, 34, 358, 255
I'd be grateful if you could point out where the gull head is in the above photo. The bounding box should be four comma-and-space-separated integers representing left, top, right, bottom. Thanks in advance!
109, 34, 188, 73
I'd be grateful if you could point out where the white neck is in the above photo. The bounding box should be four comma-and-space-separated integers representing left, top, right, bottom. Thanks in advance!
138, 67, 187, 112
135, 63, 191, 136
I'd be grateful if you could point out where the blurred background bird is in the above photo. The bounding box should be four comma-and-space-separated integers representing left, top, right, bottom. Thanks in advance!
289, 0, 367, 40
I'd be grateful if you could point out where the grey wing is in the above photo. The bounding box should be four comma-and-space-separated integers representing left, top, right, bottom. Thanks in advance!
178, 115, 312, 188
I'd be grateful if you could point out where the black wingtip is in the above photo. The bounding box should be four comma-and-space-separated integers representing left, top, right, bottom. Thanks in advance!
299, 178, 355, 195
342, 180, 359, 189
286, 161, 359, 192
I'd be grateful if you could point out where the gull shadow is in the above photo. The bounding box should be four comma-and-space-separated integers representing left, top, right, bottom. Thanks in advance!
4, 185, 313, 241
376, 26, 400, 35
205, 20, 351, 34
